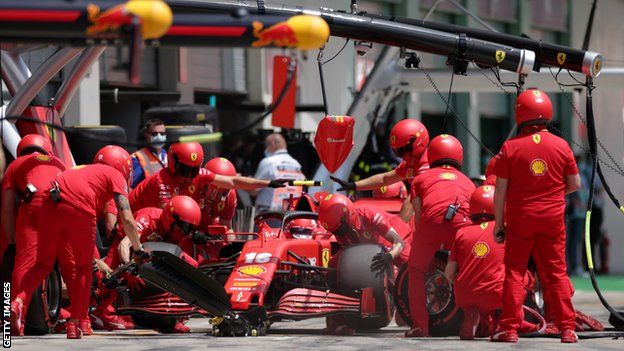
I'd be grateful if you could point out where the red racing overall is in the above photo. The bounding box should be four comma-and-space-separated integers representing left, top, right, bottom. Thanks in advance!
15, 164, 128, 322
2, 153, 65, 312
409, 166, 475, 334
493, 129, 578, 333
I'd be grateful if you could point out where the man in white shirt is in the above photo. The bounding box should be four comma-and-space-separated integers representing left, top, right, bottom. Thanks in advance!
251, 133, 304, 213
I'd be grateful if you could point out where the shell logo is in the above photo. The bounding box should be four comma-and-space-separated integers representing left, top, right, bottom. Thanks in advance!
238, 265, 266, 276
379, 186, 387, 193
472, 241, 490, 258
532, 134, 541, 144
217, 202, 225, 211
530, 159, 547, 176
480, 222, 489, 230
190, 153, 198, 162
439, 172, 458, 180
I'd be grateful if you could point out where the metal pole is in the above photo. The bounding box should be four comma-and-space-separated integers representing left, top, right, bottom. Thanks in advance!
5, 47, 82, 117
0, 50, 32, 96
54, 46, 106, 118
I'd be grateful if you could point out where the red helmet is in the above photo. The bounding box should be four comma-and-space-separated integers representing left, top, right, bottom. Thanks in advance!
514, 89, 552, 127
204, 157, 236, 201
318, 193, 357, 233
372, 181, 407, 199
286, 219, 318, 238
160, 196, 201, 235
428, 134, 463, 169
389, 119, 429, 159
205, 157, 236, 177
167, 142, 204, 178
17, 134, 53, 156
469, 185, 495, 219
93, 145, 132, 183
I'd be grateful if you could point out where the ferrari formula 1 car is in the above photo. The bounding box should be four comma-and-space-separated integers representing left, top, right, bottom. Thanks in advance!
201, 210, 395, 336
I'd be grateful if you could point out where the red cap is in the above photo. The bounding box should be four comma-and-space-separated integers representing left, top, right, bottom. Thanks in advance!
93, 145, 132, 183
205, 157, 236, 177
17, 134, 53, 156
428, 134, 463, 169
514, 89, 553, 127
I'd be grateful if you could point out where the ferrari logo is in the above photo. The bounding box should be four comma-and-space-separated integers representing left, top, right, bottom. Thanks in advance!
390, 135, 397, 145
532, 134, 541, 144
439, 172, 458, 180
557, 52, 567, 65
362, 231, 371, 239
188, 185, 196, 194
495, 50, 506, 64
379, 186, 387, 194
530, 159, 547, 176
405, 168, 414, 179
321, 248, 330, 268
532, 90, 541, 97
594, 58, 602, 75
440, 134, 449, 139
190, 153, 198, 162
480, 222, 489, 230
35, 155, 51, 162
473, 241, 490, 258
482, 185, 492, 192
217, 202, 225, 211
324, 194, 332, 201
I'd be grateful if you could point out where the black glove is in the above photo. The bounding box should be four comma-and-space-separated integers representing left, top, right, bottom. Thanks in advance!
191, 232, 209, 245
330, 176, 356, 191
370, 252, 393, 274
103, 274, 120, 290
133, 248, 150, 265
267, 178, 290, 188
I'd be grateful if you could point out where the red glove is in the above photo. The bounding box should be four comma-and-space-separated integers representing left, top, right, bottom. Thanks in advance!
124, 273, 146, 293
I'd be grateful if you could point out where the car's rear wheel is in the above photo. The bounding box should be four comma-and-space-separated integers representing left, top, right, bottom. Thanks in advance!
25, 266, 63, 335
394, 262, 463, 336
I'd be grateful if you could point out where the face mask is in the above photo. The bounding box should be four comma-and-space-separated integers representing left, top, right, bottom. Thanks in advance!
150, 134, 166, 148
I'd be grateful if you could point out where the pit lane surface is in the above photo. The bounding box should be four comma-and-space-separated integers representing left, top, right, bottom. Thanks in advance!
12, 291, 624, 351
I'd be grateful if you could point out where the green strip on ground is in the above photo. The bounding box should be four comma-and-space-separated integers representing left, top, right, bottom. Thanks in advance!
571, 275, 624, 291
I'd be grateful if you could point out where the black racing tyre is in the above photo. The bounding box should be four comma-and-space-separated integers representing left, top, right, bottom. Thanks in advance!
394, 263, 463, 336
66, 125, 127, 165
165, 125, 218, 160
24, 266, 63, 335
335, 244, 393, 330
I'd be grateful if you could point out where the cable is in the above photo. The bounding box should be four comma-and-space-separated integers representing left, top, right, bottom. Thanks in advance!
418, 63, 495, 157
227, 53, 297, 135
317, 48, 329, 115
440, 70, 455, 134
322, 39, 349, 66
